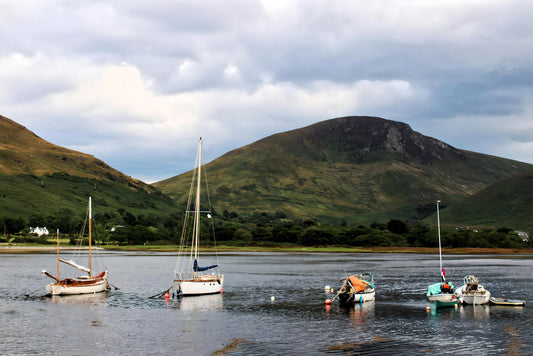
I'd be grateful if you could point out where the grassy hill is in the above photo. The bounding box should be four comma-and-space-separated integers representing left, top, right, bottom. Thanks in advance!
0, 115, 176, 219
155, 116, 533, 227
437, 171, 533, 232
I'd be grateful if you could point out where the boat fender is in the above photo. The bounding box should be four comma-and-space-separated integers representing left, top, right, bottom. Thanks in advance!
360, 295, 363, 303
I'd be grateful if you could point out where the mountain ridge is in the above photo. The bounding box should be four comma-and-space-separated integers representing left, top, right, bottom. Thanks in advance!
0, 114, 176, 218
155, 116, 533, 227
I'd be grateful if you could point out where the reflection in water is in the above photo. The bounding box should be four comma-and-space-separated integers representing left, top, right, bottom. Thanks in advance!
458, 304, 491, 321
428, 303, 458, 318
172, 293, 223, 311
47, 291, 110, 307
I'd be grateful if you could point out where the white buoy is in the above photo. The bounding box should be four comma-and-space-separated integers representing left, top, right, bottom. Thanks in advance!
271, 296, 275, 301
325, 285, 331, 291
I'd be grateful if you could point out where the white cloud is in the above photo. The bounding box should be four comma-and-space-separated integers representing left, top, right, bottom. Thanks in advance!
1, 0, 533, 183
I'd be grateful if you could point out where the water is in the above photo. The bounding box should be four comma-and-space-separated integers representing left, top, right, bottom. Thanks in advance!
0, 252, 531, 355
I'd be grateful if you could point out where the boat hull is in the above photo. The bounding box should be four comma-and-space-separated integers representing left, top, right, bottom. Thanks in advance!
338, 290, 375, 305
46, 275, 109, 296
174, 275, 223, 296
489, 297, 525, 307
456, 286, 491, 305
434, 297, 460, 308
428, 293, 460, 303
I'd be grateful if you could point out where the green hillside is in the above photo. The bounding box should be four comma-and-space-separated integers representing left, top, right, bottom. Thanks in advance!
438, 171, 533, 232
0, 114, 176, 219
155, 116, 533, 227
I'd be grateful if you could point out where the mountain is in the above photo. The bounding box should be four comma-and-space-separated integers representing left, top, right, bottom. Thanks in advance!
154, 116, 533, 226
439, 171, 533, 232
0, 114, 176, 218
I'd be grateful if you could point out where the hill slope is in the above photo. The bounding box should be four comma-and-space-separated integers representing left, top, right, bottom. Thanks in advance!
439, 171, 533, 232
154, 116, 533, 225
0, 114, 176, 218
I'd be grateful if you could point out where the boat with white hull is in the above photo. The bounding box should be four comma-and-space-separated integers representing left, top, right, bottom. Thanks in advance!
456, 275, 491, 305
41, 197, 110, 296
334, 273, 375, 305
171, 138, 223, 297
426, 200, 460, 306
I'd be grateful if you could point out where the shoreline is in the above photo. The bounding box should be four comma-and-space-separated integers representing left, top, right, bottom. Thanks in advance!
1, 244, 532, 255
0, 245, 103, 254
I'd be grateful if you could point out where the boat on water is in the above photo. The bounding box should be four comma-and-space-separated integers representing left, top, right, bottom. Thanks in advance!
41, 197, 110, 296
171, 138, 223, 297
334, 272, 375, 305
434, 296, 461, 308
455, 275, 491, 305
489, 297, 525, 307
426, 200, 460, 305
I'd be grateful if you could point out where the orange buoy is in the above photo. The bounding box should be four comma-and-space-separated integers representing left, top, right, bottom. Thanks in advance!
325, 299, 332, 305
165, 292, 170, 300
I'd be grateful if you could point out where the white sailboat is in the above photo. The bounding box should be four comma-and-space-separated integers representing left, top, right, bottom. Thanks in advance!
172, 138, 223, 296
41, 197, 110, 296
427, 200, 460, 306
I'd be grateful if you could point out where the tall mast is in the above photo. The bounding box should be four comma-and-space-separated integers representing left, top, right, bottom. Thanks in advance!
89, 196, 92, 277
56, 228, 60, 281
194, 138, 202, 266
437, 200, 443, 281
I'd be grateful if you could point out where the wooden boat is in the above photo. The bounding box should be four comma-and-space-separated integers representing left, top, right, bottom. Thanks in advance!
334, 272, 375, 305
455, 275, 491, 305
171, 138, 223, 296
426, 200, 460, 304
489, 297, 526, 307
41, 197, 110, 296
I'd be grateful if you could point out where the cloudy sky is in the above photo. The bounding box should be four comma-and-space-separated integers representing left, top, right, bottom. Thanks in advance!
1, 0, 532, 183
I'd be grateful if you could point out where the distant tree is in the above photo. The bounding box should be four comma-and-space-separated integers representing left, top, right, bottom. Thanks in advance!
387, 219, 410, 235
252, 226, 272, 241
297, 226, 335, 246
27, 214, 46, 228
3, 217, 25, 234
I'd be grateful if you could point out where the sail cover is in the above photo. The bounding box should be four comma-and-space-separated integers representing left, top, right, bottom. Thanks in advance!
59, 258, 90, 273
193, 259, 217, 272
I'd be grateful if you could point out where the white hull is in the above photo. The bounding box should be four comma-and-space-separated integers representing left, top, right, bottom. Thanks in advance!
358, 291, 375, 302
428, 293, 460, 303
46, 276, 109, 296
457, 289, 491, 304
456, 285, 491, 305
175, 275, 223, 296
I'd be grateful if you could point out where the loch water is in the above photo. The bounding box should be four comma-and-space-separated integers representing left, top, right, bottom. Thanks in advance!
0, 252, 531, 355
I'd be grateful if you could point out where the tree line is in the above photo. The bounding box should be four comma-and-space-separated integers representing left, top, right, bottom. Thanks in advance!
0, 208, 528, 249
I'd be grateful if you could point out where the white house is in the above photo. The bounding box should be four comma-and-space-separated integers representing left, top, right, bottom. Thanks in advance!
30, 227, 49, 236
516, 231, 529, 242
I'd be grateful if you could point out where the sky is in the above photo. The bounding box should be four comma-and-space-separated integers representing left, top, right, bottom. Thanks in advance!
1, 0, 532, 183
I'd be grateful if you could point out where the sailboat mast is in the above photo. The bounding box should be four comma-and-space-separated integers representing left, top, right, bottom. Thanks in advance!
194, 138, 202, 265
56, 228, 60, 281
437, 200, 443, 280
89, 196, 92, 277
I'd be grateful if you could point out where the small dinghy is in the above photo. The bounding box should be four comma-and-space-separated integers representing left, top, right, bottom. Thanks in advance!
333, 272, 375, 305
489, 297, 526, 307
